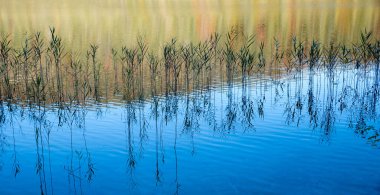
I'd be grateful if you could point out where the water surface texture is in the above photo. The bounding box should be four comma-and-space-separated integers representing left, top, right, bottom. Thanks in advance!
1, 0, 379, 52
1, 0, 380, 194
0, 66, 380, 194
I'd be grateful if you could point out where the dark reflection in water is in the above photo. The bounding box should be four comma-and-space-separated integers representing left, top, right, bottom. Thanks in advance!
0, 65, 380, 194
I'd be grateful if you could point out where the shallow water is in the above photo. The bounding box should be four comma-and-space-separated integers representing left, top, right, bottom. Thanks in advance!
0, 66, 379, 194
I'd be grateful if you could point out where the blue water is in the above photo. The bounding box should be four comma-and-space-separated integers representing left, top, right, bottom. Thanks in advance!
0, 68, 380, 194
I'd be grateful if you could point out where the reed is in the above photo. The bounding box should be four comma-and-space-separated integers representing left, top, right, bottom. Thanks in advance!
163, 39, 178, 93
195, 41, 211, 90
180, 44, 194, 92
111, 48, 119, 94
120, 46, 127, 98
89, 44, 100, 101
48, 27, 65, 104
291, 37, 306, 72
238, 35, 255, 81
104, 63, 110, 101
69, 53, 81, 104
172, 51, 181, 94
369, 39, 380, 89
210, 32, 221, 81
224, 29, 237, 83
309, 40, 321, 71
31, 32, 46, 104
270, 38, 284, 78
10, 50, 21, 100
257, 42, 266, 72
137, 37, 148, 99
22, 36, 32, 101
82, 52, 92, 104
0, 27, 377, 105
0, 35, 12, 101
323, 42, 339, 73
148, 52, 159, 96
369, 40, 380, 65
339, 45, 352, 64
359, 30, 373, 68
121, 46, 137, 100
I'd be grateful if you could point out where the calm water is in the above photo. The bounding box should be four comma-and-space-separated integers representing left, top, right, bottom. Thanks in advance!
1, 0, 379, 53
1, 0, 380, 194
0, 65, 379, 194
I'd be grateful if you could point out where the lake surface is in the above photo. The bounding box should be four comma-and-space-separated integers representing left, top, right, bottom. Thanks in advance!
1, 0, 380, 194
0, 66, 380, 194
1, 0, 379, 53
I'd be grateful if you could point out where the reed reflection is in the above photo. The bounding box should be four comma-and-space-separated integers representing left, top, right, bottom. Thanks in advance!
0, 60, 379, 193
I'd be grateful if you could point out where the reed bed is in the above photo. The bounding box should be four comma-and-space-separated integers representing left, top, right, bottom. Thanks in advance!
0, 28, 379, 106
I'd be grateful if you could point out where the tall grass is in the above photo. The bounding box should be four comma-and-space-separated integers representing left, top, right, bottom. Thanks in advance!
0, 27, 378, 105
137, 37, 148, 99
31, 32, 46, 105
48, 27, 65, 104
0, 35, 12, 101
238, 35, 255, 83
224, 29, 238, 83
89, 44, 100, 101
